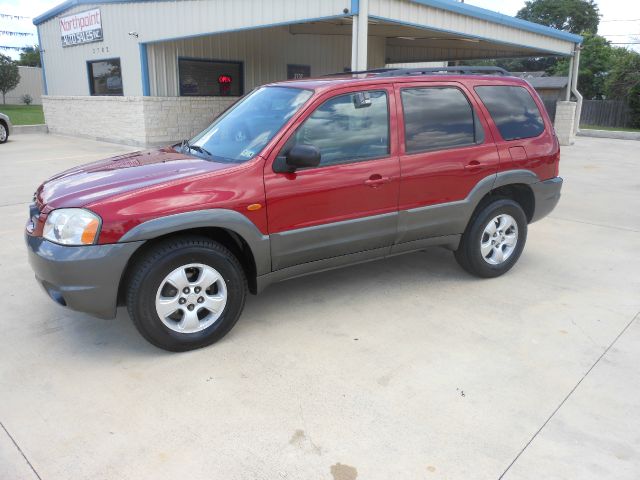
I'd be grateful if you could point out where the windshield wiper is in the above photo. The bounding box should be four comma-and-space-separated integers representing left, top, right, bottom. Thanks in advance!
179, 139, 213, 158
189, 144, 213, 157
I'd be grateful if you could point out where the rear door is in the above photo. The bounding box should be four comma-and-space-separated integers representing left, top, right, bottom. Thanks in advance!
393, 81, 500, 244
263, 84, 400, 271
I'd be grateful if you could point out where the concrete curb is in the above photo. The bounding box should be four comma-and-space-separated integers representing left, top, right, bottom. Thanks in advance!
578, 129, 640, 141
12, 124, 48, 135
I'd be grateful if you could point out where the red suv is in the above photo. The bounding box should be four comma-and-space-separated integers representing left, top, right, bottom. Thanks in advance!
26, 67, 562, 351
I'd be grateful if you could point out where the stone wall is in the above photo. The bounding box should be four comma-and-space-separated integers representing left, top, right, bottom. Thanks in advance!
554, 101, 577, 146
42, 96, 238, 147
142, 96, 237, 146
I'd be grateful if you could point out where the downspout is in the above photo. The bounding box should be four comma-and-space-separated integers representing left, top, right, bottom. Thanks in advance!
36, 26, 48, 95
570, 44, 582, 135
565, 47, 573, 101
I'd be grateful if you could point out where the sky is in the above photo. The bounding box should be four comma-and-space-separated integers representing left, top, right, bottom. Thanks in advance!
0, 0, 639, 59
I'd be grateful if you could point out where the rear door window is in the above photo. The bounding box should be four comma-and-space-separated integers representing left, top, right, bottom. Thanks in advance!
475, 85, 545, 141
400, 87, 483, 153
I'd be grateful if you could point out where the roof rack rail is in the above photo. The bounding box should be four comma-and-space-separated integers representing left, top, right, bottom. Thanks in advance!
324, 66, 510, 77
322, 68, 396, 77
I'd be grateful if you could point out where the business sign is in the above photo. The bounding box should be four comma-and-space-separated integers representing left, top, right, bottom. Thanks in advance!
287, 64, 311, 80
60, 8, 103, 47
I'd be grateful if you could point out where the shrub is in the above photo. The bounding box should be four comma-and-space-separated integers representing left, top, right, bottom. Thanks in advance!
22, 94, 33, 105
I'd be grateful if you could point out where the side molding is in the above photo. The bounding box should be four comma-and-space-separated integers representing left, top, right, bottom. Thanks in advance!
118, 209, 271, 275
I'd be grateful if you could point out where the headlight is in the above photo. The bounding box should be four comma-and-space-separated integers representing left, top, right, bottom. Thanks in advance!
43, 209, 101, 246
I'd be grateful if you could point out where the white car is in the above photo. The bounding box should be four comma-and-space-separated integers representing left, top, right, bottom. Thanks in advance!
0, 112, 11, 144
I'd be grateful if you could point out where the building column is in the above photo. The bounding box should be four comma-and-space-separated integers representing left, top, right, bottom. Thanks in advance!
351, 13, 359, 71
351, 0, 368, 71
555, 101, 577, 145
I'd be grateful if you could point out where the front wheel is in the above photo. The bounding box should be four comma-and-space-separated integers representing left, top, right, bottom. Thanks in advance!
455, 198, 527, 278
126, 236, 247, 351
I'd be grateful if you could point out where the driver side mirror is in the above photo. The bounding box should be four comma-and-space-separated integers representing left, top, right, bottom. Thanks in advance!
274, 144, 321, 173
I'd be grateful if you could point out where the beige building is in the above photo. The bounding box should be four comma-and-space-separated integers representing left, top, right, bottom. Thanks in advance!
34, 0, 583, 146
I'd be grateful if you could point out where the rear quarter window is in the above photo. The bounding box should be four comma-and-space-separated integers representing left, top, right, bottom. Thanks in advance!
475, 85, 545, 141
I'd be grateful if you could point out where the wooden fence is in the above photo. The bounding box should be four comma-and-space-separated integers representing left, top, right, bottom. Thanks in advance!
580, 100, 632, 128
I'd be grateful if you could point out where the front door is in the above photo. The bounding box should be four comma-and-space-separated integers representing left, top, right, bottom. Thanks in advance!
264, 85, 400, 271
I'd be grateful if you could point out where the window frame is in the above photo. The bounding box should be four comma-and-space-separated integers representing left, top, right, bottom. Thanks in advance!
474, 85, 546, 142
87, 57, 123, 96
177, 56, 245, 97
399, 84, 485, 156
276, 88, 392, 171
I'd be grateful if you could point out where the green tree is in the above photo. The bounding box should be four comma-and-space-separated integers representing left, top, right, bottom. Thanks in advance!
0, 54, 21, 104
552, 34, 614, 99
17, 46, 41, 68
605, 49, 640, 127
517, 0, 600, 35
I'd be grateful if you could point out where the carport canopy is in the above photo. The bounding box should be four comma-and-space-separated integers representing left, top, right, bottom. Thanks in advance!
35, 0, 583, 84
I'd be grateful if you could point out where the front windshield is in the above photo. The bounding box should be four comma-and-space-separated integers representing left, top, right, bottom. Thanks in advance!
186, 86, 313, 162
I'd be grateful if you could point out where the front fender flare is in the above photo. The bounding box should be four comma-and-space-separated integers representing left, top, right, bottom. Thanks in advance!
118, 209, 271, 275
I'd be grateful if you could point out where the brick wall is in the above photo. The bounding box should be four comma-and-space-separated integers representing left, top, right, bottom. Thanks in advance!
42, 96, 238, 146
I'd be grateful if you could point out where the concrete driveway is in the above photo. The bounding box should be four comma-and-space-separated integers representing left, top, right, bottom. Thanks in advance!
1, 134, 639, 480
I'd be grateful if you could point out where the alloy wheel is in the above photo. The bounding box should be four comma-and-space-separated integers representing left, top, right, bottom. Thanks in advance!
155, 263, 227, 333
480, 214, 518, 265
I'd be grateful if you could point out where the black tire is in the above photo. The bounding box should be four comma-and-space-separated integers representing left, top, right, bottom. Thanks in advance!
0, 121, 8, 144
126, 236, 247, 352
454, 198, 527, 278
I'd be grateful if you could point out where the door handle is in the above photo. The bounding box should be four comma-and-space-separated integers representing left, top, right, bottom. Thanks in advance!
464, 160, 482, 171
364, 174, 391, 187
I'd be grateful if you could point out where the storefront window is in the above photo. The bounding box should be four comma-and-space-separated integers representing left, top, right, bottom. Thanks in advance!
178, 58, 243, 97
87, 58, 123, 96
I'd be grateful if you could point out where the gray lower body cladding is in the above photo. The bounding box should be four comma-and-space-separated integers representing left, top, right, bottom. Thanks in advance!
530, 177, 563, 223
26, 174, 561, 318
258, 174, 563, 291
26, 235, 143, 319
269, 212, 397, 271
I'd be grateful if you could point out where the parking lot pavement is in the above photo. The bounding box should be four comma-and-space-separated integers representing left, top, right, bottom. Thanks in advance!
1, 133, 638, 480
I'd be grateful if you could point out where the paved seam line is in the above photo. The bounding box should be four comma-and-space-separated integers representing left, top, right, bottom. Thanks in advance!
548, 215, 640, 233
0, 421, 43, 480
498, 310, 640, 479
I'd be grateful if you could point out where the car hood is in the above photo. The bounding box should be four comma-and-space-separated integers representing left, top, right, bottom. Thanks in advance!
36, 147, 238, 210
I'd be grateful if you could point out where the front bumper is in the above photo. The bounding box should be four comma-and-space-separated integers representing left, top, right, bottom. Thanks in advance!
530, 177, 563, 223
25, 235, 143, 319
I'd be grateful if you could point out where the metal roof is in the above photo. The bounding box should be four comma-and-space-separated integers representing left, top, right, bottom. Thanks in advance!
32, 0, 583, 45
527, 77, 570, 89
403, 0, 582, 43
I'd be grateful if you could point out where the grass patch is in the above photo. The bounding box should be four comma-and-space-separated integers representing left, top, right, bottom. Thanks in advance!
581, 124, 640, 133
0, 104, 45, 125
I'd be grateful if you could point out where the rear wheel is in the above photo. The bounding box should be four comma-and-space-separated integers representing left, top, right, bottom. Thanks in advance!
126, 236, 247, 351
455, 198, 527, 278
